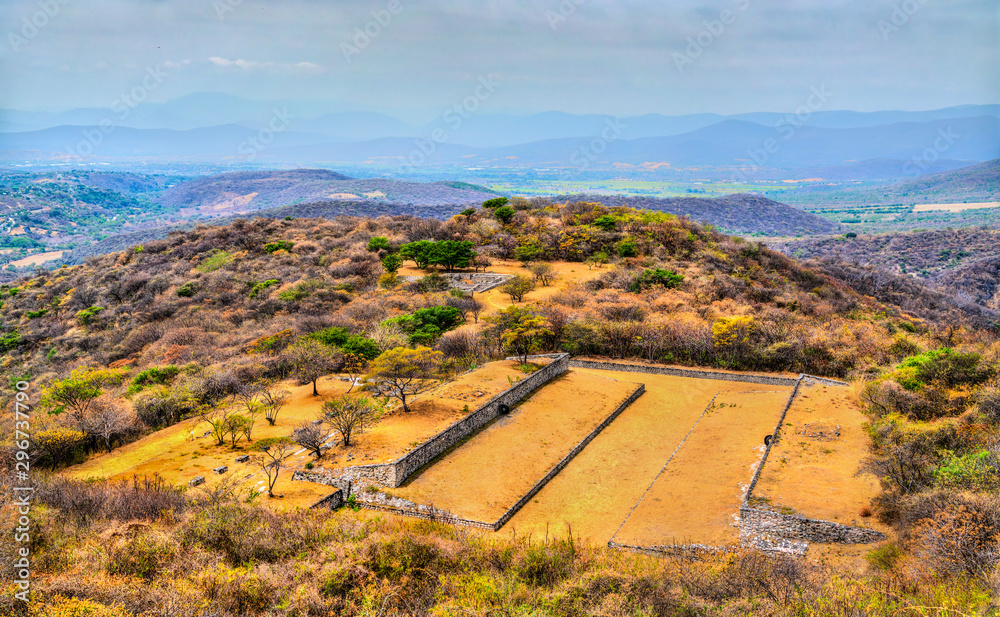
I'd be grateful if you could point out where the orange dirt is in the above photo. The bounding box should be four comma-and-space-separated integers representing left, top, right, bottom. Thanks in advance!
64, 359, 536, 510
504, 370, 792, 546
389, 370, 642, 522
751, 380, 890, 567
613, 390, 792, 547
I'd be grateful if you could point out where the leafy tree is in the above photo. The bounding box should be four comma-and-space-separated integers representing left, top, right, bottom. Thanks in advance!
283, 338, 343, 396
43, 367, 130, 427
382, 306, 463, 345
322, 394, 380, 446
367, 236, 391, 252
482, 197, 508, 209
381, 253, 403, 274
431, 240, 476, 271
494, 206, 516, 224
399, 240, 436, 269
34, 427, 87, 467
499, 275, 535, 303
514, 243, 542, 264
615, 240, 638, 258
485, 306, 553, 364
305, 327, 381, 361
364, 347, 443, 413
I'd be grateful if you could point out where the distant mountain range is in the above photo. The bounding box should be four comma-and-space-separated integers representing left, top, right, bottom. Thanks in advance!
1, 95, 997, 179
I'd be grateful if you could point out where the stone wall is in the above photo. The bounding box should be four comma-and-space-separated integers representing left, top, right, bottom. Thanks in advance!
387, 353, 571, 487
740, 506, 886, 544
296, 354, 571, 492
352, 381, 645, 532
742, 377, 803, 503
309, 489, 343, 510
569, 359, 800, 387
493, 383, 645, 529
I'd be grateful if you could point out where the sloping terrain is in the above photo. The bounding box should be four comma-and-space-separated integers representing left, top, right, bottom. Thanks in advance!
561, 192, 838, 236
156, 169, 499, 211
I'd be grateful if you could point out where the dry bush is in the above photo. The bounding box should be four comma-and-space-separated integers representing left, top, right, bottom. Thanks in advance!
435, 328, 483, 360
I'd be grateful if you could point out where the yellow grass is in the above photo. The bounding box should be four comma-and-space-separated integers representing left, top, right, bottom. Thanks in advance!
506, 370, 792, 546
63, 360, 538, 510
912, 201, 1000, 212
391, 370, 642, 522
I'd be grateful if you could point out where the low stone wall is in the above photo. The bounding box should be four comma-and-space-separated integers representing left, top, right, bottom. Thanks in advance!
493, 383, 645, 529
353, 381, 645, 532
608, 540, 730, 558
387, 353, 571, 487
569, 359, 800, 387
742, 377, 803, 503
296, 354, 571, 491
309, 489, 343, 510
740, 507, 886, 544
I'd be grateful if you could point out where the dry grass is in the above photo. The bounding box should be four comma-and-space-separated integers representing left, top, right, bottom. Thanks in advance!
391, 370, 641, 521
912, 201, 1000, 212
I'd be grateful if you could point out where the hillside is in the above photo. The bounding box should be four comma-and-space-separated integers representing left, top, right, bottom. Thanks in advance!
2, 201, 998, 615
155, 169, 500, 213
778, 158, 1000, 209
773, 228, 1000, 312
561, 192, 839, 236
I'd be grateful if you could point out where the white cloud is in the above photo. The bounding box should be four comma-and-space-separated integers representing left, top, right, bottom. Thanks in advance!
207, 57, 325, 73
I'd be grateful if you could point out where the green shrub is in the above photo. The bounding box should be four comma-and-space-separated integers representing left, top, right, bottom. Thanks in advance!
367, 236, 390, 252
177, 281, 197, 297
75, 305, 105, 326
196, 249, 233, 272
482, 197, 508, 209
25, 308, 48, 319
248, 279, 279, 299
866, 542, 903, 571
615, 239, 638, 258
494, 205, 516, 224
264, 240, 294, 254
592, 215, 618, 231
630, 268, 684, 292
129, 365, 182, 394
934, 450, 1000, 490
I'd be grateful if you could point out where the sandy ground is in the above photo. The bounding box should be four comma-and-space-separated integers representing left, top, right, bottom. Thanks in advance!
8, 250, 64, 267
751, 380, 890, 567
64, 359, 535, 510
397, 259, 607, 320
389, 370, 642, 522
503, 369, 791, 546
913, 201, 1000, 212
613, 390, 792, 548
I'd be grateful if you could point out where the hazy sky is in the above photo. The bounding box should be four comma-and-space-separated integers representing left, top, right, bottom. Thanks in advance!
1, 0, 997, 120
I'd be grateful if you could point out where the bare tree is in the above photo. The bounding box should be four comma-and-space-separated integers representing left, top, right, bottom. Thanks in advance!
260, 388, 289, 426
364, 347, 443, 413
283, 338, 343, 396
322, 394, 380, 446
529, 262, 558, 286
292, 421, 329, 457
250, 442, 295, 498
82, 398, 136, 451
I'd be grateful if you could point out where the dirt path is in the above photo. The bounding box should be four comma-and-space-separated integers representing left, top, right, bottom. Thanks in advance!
503, 369, 791, 546
390, 370, 641, 522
